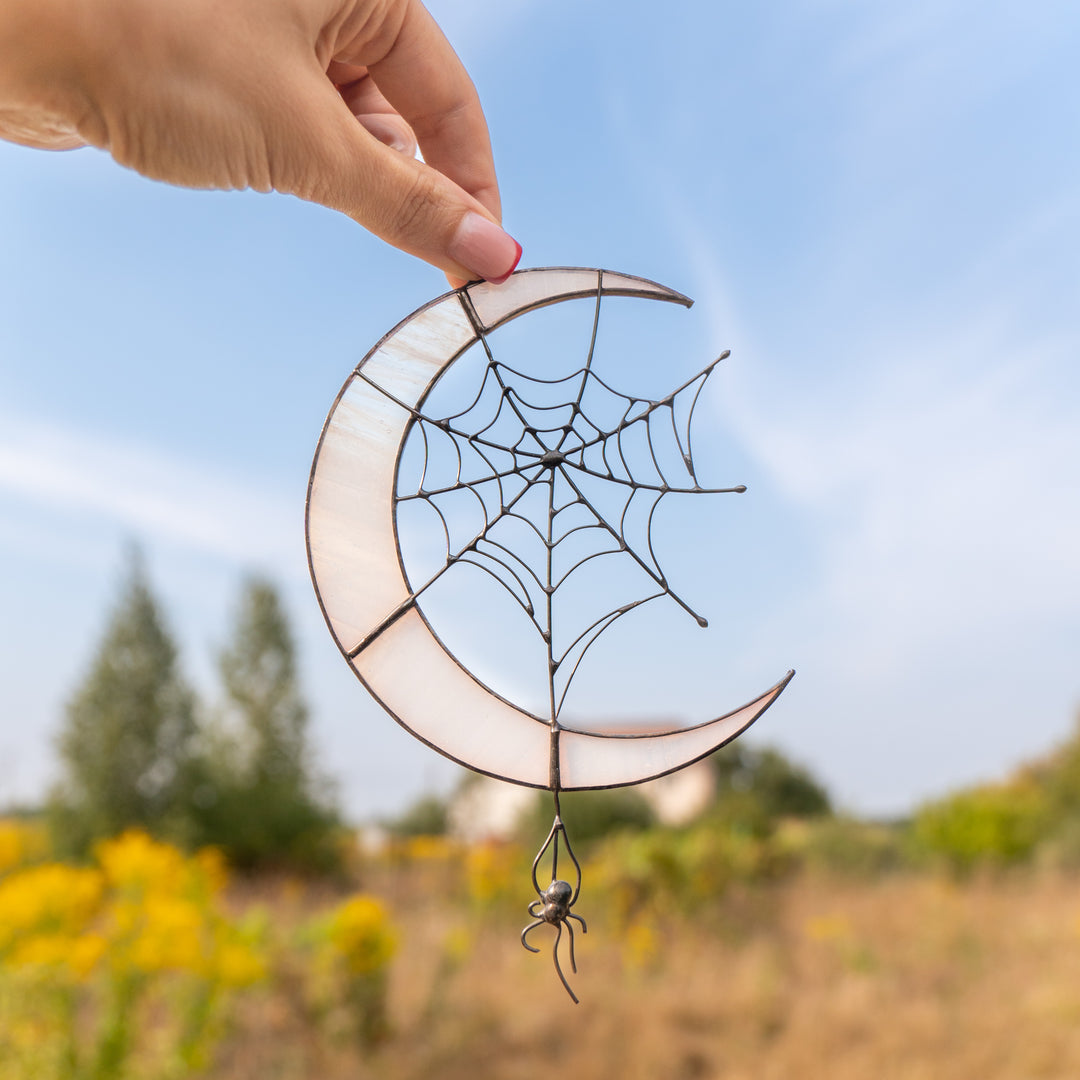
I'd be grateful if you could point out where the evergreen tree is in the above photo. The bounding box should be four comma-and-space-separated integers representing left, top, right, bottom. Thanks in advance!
52, 552, 196, 852
220, 577, 312, 790
189, 578, 340, 871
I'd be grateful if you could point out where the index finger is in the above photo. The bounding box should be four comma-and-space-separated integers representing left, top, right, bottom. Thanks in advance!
359, 0, 502, 222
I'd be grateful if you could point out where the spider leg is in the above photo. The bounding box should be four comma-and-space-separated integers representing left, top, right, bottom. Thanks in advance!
568, 911, 588, 934
561, 825, 584, 907
550, 921, 580, 1005
520, 920, 544, 954
565, 916, 578, 975
530, 818, 560, 896
528, 900, 543, 918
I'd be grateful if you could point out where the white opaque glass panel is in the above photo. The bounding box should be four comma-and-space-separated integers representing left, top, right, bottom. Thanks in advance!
467, 269, 601, 331
353, 608, 551, 788
598, 270, 692, 308
467, 268, 692, 333
557, 676, 792, 790
307, 267, 754, 792
360, 295, 476, 403
309, 296, 479, 656
307, 376, 411, 654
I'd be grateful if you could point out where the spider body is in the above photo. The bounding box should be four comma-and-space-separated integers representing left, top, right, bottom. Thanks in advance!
537, 879, 573, 922
521, 821, 589, 1003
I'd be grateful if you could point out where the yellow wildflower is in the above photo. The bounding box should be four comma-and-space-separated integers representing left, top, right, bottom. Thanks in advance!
404, 835, 458, 862
117, 894, 209, 975
96, 830, 188, 896
9, 932, 72, 969
213, 939, 267, 987
0, 863, 104, 950
68, 932, 108, 979
465, 842, 519, 906
442, 925, 472, 966
326, 896, 397, 976
623, 919, 659, 972
804, 913, 853, 943
4, 929, 104, 981
192, 846, 228, 898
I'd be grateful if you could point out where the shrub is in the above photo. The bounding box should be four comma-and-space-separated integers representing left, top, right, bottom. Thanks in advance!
777, 816, 908, 877
383, 794, 450, 838
910, 780, 1049, 873
710, 743, 831, 834
589, 821, 785, 928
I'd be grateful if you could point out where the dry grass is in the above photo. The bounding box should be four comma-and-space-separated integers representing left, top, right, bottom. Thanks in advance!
209, 866, 1080, 1080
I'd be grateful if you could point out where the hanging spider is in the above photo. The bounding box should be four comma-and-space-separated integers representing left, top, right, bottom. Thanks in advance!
521, 809, 588, 1003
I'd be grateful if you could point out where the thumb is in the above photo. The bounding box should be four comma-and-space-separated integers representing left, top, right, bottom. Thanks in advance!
274, 71, 521, 284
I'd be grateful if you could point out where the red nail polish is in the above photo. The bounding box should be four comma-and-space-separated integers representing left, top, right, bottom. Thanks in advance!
485, 240, 523, 285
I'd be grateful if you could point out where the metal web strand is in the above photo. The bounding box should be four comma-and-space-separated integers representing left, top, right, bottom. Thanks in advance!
393, 288, 745, 719
382, 281, 749, 1004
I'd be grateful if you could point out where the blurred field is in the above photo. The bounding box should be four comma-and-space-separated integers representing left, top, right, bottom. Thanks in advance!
7, 821, 1080, 1079
184, 850, 1080, 1078
22, 558, 1080, 1077
222, 862, 1080, 1080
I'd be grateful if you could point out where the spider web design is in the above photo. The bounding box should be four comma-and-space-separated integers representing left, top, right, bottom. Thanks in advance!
371, 288, 746, 726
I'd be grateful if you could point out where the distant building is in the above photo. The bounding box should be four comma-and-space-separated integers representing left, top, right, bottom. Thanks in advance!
448, 724, 718, 842
449, 777, 534, 843
642, 761, 717, 827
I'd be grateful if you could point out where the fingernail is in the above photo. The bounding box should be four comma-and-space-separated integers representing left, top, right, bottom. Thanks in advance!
448, 212, 522, 284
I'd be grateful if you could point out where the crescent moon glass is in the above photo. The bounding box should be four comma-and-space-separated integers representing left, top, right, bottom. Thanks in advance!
308, 267, 795, 1001
306, 268, 793, 793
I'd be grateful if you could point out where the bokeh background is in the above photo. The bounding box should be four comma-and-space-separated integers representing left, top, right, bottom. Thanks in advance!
2, 2, 1080, 1076
3, 0, 1077, 819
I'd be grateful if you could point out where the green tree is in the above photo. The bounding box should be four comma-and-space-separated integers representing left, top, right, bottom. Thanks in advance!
220, 578, 313, 792
189, 578, 341, 871
707, 743, 832, 835
51, 552, 197, 853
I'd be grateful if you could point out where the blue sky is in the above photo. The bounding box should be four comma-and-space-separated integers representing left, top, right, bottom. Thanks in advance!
1, 0, 1078, 820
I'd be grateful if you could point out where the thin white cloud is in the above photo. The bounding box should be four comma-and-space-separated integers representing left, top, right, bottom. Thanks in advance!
0, 414, 298, 572
671, 176, 1080, 659
746, 326, 1079, 629
619, 7, 1080, 812
648, 2, 1080, 679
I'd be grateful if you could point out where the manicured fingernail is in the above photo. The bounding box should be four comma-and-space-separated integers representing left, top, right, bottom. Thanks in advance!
448, 212, 522, 284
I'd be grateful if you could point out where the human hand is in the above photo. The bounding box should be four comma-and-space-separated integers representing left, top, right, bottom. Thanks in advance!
0, 0, 521, 284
